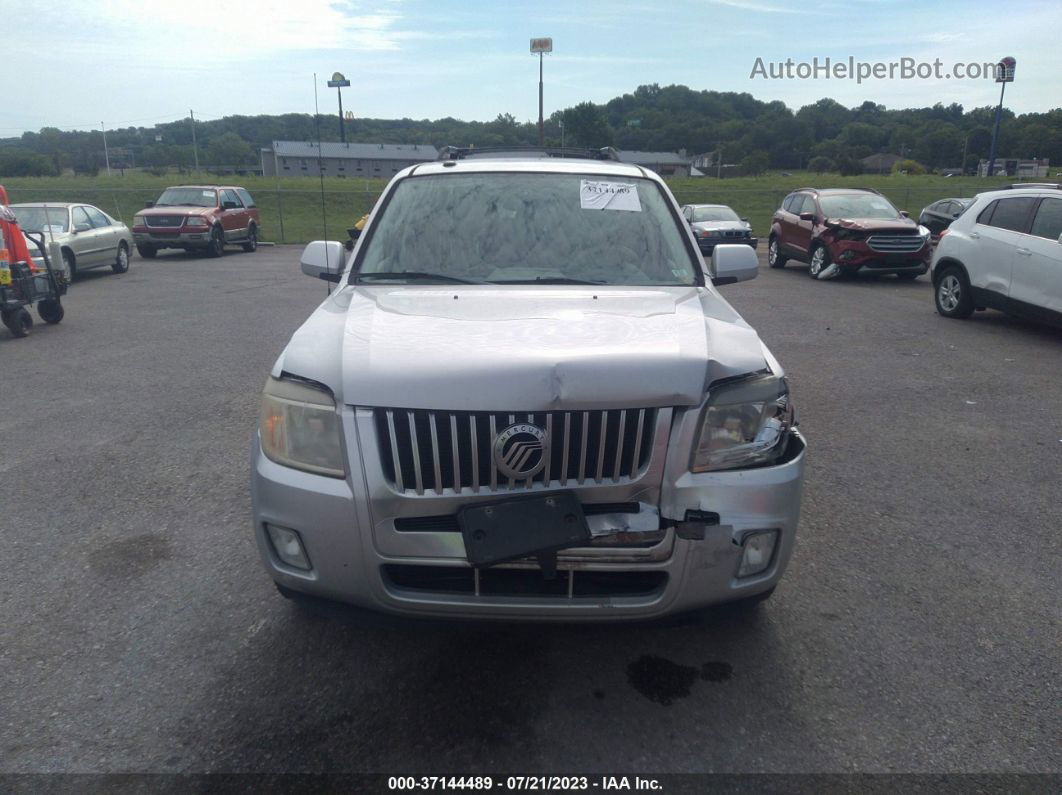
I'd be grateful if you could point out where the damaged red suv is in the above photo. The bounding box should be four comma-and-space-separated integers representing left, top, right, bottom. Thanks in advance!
768, 188, 931, 280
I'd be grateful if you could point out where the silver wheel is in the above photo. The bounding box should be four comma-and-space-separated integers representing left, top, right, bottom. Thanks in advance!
768, 240, 778, 265
113, 244, 130, 274
809, 246, 825, 277
938, 274, 961, 312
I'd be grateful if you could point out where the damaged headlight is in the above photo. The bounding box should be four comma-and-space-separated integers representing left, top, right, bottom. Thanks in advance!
691, 375, 794, 472
259, 376, 345, 477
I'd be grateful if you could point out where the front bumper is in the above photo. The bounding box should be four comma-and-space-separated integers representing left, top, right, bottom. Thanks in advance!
250, 408, 806, 621
698, 237, 757, 254
133, 229, 212, 248
829, 240, 930, 274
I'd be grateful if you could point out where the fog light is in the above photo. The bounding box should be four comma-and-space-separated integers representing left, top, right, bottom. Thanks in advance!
737, 530, 778, 578
266, 524, 312, 570
838, 250, 856, 261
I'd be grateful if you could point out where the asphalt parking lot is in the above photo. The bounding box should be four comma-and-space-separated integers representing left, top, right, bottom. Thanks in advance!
2, 244, 1059, 775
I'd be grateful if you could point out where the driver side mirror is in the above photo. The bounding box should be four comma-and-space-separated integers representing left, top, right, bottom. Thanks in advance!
899, 210, 910, 217
709, 244, 758, 286
144, 200, 154, 208
73, 222, 91, 233
221, 201, 239, 210
300, 240, 345, 283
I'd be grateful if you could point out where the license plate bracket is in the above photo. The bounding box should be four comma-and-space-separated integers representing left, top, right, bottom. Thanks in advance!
457, 493, 591, 567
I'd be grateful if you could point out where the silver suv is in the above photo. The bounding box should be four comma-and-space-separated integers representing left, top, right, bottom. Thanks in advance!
251, 155, 807, 620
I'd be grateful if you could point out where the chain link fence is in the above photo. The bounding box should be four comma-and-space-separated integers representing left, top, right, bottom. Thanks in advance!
7, 181, 1000, 245
7, 185, 384, 245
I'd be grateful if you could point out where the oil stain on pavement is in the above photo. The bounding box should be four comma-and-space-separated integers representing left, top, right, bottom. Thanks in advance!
626, 655, 732, 705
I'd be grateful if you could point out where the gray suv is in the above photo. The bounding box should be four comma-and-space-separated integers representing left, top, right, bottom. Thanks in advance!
251, 154, 806, 620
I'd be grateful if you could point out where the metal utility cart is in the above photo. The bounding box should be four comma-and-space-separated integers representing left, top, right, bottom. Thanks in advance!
0, 196, 67, 338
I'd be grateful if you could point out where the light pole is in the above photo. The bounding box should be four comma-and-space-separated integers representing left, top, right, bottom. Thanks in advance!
986, 56, 1015, 178
530, 38, 552, 147
327, 72, 351, 143
101, 122, 111, 176
559, 119, 564, 149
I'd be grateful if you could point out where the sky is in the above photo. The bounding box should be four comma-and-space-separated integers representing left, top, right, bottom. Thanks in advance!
3, 0, 1059, 136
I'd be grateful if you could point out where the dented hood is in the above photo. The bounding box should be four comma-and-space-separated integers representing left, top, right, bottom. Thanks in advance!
275, 285, 771, 411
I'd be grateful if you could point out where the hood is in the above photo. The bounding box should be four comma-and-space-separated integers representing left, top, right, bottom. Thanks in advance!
691, 220, 748, 233
824, 216, 919, 232
140, 206, 215, 217
274, 286, 771, 411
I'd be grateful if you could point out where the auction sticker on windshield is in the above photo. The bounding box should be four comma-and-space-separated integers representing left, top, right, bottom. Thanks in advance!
579, 180, 642, 212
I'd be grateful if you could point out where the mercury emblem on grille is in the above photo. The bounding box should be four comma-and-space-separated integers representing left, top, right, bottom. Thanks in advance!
493, 423, 548, 479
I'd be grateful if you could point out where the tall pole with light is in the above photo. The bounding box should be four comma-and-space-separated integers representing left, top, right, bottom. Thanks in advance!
101, 122, 111, 176
530, 37, 552, 147
328, 72, 351, 143
986, 56, 1015, 178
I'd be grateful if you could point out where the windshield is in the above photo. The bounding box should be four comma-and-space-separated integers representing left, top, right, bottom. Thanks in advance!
819, 194, 899, 220
692, 206, 740, 223
155, 188, 218, 208
355, 172, 700, 286
11, 206, 69, 233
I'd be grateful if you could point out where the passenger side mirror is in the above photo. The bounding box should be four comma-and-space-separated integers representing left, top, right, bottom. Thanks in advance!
221, 201, 239, 210
899, 210, 910, 217
144, 200, 154, 208
73, 222, 91, 233
347, 226, 362, 240
740, 217, 749, 223
300, 240, 345, 283
709, 243, 758, 286
798, 212, 815, 222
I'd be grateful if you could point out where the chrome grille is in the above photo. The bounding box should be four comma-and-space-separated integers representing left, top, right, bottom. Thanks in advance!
145, 215, 186, 228
866, 234, 924, 253
374, 408, 657, 495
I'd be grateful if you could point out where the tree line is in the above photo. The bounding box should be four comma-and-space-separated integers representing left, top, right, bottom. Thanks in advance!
2, 84, 1059, 177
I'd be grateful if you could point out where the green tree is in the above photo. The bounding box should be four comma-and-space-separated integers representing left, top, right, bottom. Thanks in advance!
739, 151, 768, 175
891, 158, 926, 175
808, 156, 834, 173
561, 102, 613, 148
205, 132, 254, 166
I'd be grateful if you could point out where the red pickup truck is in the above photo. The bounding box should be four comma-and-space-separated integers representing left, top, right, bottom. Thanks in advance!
132, 185, 260, 258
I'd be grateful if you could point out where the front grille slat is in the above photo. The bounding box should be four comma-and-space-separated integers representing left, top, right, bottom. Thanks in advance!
867, 234, 924, 253
385, 410, 404, 492
407, 412, 424, 495
374, 407, 657, 495
613, 410, 626, 481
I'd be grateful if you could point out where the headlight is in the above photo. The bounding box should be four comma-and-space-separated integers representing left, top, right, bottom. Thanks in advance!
691, 375, 794, 472
259, 376, 345, 477
918, 224, 931, 239
186, 216, 209, 228
133, 215, 147, 227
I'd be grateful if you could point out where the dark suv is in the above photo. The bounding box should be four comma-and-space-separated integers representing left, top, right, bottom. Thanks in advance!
768, 188, 931, 280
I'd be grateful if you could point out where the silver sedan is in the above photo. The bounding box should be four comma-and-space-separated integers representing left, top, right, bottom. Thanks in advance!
11, 202, 134, 280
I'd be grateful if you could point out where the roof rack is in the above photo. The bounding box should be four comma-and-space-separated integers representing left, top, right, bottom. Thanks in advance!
995, 182, 1062, 190
793, 187, 884, 196
437, 145, 622, 162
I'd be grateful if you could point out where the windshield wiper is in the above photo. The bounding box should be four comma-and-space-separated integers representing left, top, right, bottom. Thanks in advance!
490, 276, 606, 285
354, 271, 484, 284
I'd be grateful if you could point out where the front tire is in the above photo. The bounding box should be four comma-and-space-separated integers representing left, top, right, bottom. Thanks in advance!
37, 299, 64, 324
3, 307, 33, 338
935, 266, 974, 318
768, 237, 787, 268
137, 244, 157, 259
808, 244, 838, 280
112, 243, 130, 274
241, 225, 258, 253
206, 225, 225, 258
62, 249, 76, 281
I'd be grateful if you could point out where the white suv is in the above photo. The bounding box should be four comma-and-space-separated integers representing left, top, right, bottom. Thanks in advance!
931, 185, 1062, 327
